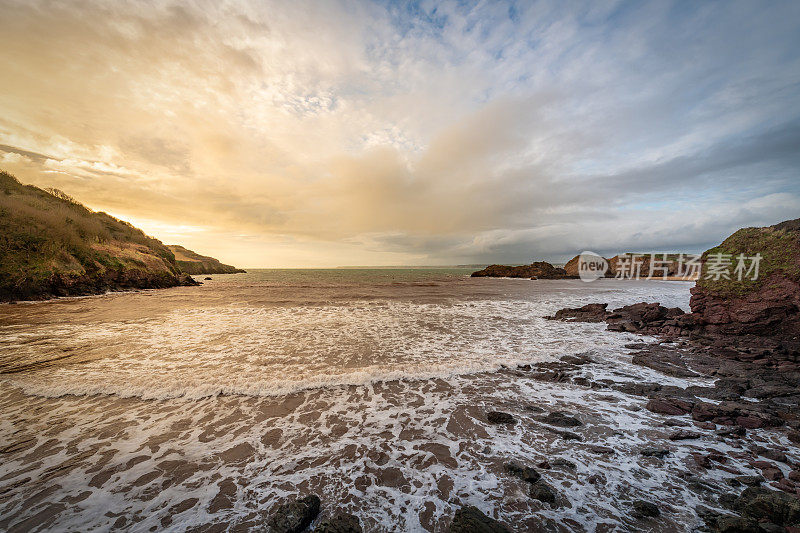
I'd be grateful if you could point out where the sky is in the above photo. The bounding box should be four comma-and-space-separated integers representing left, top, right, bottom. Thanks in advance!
1, 0, 799, 267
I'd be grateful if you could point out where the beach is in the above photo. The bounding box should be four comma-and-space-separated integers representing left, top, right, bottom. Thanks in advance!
4, 271, 794, 532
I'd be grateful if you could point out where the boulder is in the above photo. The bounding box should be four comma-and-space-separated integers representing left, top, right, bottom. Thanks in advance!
641, 447, 671, 458
670, 429, 702, 440
314, 514, 363, 533
631, 500, 660, 518
503, 462, 541, 484
529, 481, 558, 505
647, 398, 694, 416
539, 411, 582, 427
449, 506, 510, 533
487, 411, 516, 425
268, 495, 321, 533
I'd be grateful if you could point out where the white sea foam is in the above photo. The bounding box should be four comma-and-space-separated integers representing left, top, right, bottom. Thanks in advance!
2, 276, 735, 532
1, 285, 689, 400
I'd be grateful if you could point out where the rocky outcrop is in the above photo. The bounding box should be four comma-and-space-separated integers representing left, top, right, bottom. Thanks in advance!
546, 303, 609, 322
690, 219, 800, 338
471, 262, 574, 279
167, 245, 246, 275
547, 302, 695, 337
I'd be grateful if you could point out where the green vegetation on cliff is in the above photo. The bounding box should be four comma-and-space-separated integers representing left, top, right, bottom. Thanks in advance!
167, 245, 245, 275
696, 220, 800, 298
0, 171, 194, 301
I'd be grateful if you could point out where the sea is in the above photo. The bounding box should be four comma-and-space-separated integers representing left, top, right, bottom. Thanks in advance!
0, 269, 752, 532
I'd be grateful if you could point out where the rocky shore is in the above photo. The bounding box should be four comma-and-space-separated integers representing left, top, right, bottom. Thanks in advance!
260, 219, 800, 532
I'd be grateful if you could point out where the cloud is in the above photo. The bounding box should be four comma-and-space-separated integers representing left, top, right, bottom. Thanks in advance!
0, 0, 798, 266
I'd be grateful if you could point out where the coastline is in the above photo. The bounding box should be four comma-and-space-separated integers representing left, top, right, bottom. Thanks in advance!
1, 322, 796, 531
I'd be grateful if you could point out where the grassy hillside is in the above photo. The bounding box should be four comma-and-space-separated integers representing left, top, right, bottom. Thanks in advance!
0, 171, 195, 301
167, 245, 245, 275
695, 219, 800, 298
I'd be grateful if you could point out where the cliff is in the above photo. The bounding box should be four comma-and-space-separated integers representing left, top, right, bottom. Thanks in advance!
564, 253, 685, 278
0, 171, 197, 302
689, 218, 800, 337
167, 245, 246, 275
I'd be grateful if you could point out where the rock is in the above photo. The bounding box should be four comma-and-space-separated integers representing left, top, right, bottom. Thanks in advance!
315, 513, 363, 533
772, 478, 797, 494
550, 458, 576, 470
529, 482, 558, 505
471, 262, 572, 280
641, 447, 671, 458
588, 445, 615, 455
540, 411, 582, 427
670, 429, 702, 440
736, 416, 765, 429
788, 431, 800, 445
734, 487, 800, 526
547, 303, 609, 322
503, 462, 540, 484
647, 397, 694, 416
559, 353, 595, 365
631, 345, 701, 377
487, 411, 516, 425
545, 428, 582, 441
762, 467, 784, 481
631, 500, 660, 518
739, 476, 766, 486
711, 515, 762, 532
268, 495, 321, 533
611, 382, 663, 396
448, 506, 510, 533
717, 426, 747, 438
587, 473, 606, 485
204, 276, 212, 280
693, 453, 712, 469
759, 449, 789, 464
689, 219, 800, 339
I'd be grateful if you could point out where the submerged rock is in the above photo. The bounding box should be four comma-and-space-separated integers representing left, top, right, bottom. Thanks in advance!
486, 411, 517, 425
529, 481, 558, 505
503, 462, 541, 484
540, 411, 582, 427
268, 495, 321, 533
641, 447, 671, 458
669, 429, 702, 441
314, 513, 362, 533
631, 500, 660, 518
448, 506, 510, 533
550, 458, 577, 470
